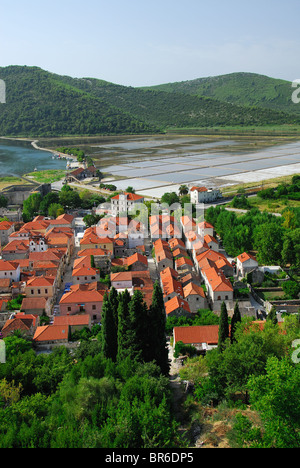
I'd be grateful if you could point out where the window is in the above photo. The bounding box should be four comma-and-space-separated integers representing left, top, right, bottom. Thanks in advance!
45, 289, 48, 294
67, 307, 71, 312
92, 305, 96, 310
38, 289, 41, 295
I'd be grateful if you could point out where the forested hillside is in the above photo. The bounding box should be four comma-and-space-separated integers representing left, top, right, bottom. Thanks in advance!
142, 72, 300, 115
0, 66, 157, 137
0, 66, 300, 137
59, 74, 300, 129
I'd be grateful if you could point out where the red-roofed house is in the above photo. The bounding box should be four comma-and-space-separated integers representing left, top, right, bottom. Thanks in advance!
0, 260, 20, 282
164, 296, 191, 318
2, 240, 30, 260
1, 314, 39, 338
33, 325, 70, 345
236, 252, 259, 278
47, 214, 75, 229
25, 276, 56, 300
173, 325, 219, 352
21, 297, 51, 316
0, 220, 14, 245
190, 186, 222, 204
59, 284, 106, 322
72, 266, 100, 284
53, 314, 91, 333
110, 271, 133, 291
197, 221, 214, 238
111, 192, 144, 215
183, 282, 207, 312
203, 267, 234, 310
126, 253, 148, 271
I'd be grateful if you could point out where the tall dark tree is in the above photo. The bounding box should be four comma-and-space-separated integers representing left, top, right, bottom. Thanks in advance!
101, 290, 118, 362
117, 289, 132, 362
231, 301, 242, 343
128, 290, 148, 362
146, 282, 169, 375
218, 301, 229, 352
267, 306, 278, 326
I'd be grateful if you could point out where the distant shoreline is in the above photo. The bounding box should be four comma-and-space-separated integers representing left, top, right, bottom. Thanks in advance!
0, 136, 78, 162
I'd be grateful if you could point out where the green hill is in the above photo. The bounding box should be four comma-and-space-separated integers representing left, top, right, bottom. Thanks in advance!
141, 72, 300, 115
0, 66, 300, 138
55, 73, 300, 130
0, 66, 157, 137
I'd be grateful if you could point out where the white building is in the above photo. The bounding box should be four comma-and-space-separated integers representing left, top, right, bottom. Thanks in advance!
0, 260, 21, 282
190, 186, 222, 204
236, 252, 259, 278
111, 192, 145, 215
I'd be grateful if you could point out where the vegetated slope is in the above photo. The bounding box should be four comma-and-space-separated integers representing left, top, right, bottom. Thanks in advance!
1, 66, 300, 138
0, 66, 157, 137
141, 72, 300, 115
57, 74, 300, 129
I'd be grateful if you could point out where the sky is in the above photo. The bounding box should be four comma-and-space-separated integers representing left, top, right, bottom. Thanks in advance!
0, 0, 300, 86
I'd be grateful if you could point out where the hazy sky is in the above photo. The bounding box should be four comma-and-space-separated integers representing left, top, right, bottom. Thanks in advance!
1, 0, 300, 86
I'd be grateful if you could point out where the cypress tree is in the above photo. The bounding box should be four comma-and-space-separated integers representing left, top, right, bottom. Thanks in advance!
101, 289, 118, 361
117, 289, 132, 362
231, 301, 242, 343
147, 281, 169, 375
218, 301, 229, 352
128, 289, 148, 362
267, 306, 278, 325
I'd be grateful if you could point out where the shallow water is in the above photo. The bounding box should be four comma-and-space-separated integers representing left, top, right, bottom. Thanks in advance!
0, 139, 67, 177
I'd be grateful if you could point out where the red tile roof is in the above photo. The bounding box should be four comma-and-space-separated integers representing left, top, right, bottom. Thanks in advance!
54, 314, 90, 326
111, 192, 144, 201
174, 325, 219, 346
72, 266, 99, 277
165, 296, 191, 315
190, 186, 208, 193
26, 276, 55, 287
204, 267, 233, 292
183, 282, 205, 298
33, 325, 69, 342
21, 297, 47, 310
237, 252, 258, 263
59, 287, 105, 304
0, 260, 19, 271
126, 253, 148, 266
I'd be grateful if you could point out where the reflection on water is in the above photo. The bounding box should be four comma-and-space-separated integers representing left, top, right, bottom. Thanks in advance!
0, 139, 67, 177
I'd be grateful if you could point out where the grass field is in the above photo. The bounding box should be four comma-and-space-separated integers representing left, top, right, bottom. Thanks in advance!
24, 170, 67, 184
167, 125, 300, 136
0, 176, 33, 190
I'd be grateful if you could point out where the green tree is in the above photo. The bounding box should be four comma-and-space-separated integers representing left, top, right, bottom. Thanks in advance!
128, 290, 148, 362
179, 185, 189, 196
218, 302, 229, 352
147, 282, 169, 375
253, 222, 284, 265
267, 306, 278, 325
101, 291, 118, 362
117, 289, 132, 362
231, 301, 242, 343
22, 192, 42, 221
48, 203, 64, 218
247, 357, 300, 447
